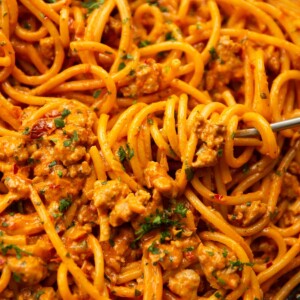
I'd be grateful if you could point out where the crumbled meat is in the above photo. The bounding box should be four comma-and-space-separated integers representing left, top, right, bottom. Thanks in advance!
18, 287, 58, 300
7, 256, 48, 285
205, 35, 243, 92
168, 269, 200, 300
39, 37, 54, 60
109, 190, 151, 226
229, 201, 267, 227
281, 172, 300, 201
192, 115, 225, 168
197, 243, 240, 290
120, 58, 162, 97
101, 227, 137, 273
144, 161, 178, 198
93, 180, 151, 226
148, 242, 183, 270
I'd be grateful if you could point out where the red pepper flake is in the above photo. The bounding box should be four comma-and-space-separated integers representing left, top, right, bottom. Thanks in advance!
214, 194, 224, 202
266, 261, 273, 268
184, 251, 196, 261
30, 119, 54, 139
49, 184, 60, 189
13, 164, 18, 174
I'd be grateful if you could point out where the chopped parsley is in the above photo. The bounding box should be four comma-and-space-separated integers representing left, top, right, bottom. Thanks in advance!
63, 140, 72, 147
275, 170, 282, 176
48, 160, 57, 168
246, 201, 251, 206
260, 92, 267, 99
121, 53, 133, 60
229, 260, 254, 271
58, 197, 72, 212
22, 127, 30, 135
118, 62, 126, 71
109, 239, 115, 247
160, 230, 171, 242
147, 118, 154, 125
148, 241, 160, 254
135, 205, 185, 240
206, 250, 214, 256
57, 170, 63, 178
35, 291, 45, 299
209, 47, 219, 60
185, 165, 194, 181
12, 272, 21, 283
222, 248, 228, 258
173, 203, 187, 218
0, 242, 32, 259
217, 148, 223, 157
61, 108, 71, 118
93, 89, 102, 98
138, 40, 151, 48
134, 289, 142, 297
183, 246, 195, 252
81, 0, 104, 13
117, 144, 134, 162
165, 32, 176, 41
242, 163, 249, 174
54, 118, 65, 128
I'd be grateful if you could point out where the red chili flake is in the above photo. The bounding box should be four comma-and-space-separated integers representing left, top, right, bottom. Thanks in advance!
184, 251, 196, 261
30, 119, 54, 139
266, 261, 273, 268
214, 194, 224, 202
13, 164, 18, 174
49, 184, 60, 189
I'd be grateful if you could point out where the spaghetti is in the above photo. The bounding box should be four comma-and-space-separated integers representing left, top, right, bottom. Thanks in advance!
0, 0, 299, 299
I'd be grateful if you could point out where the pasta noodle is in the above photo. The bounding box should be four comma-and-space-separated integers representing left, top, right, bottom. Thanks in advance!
0, 0, 299, 299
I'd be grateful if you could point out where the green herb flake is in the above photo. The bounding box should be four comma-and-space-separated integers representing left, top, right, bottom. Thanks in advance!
138, 40, 151, 48
22, 127, 30, 135
58, 198, 72, 212
160, 230, 171, 242
129, 69, 136, 76
275, 170, 282, 176
63, 140, 72, 147
12, 272, 21, 283
147, 118, 153, 125
109, 239, 115, 247
183, 246, 194, 252
217, 148, 223, 157
206, 250, 214, 256
48, 160, 57, 168
81, 0, 104, 13
54, 118, 65, 128
134, 289, 142, 297
2, 222, 8, 227
246, 201, 251, 206
148, 241, 160, 254
260, 92, 267, 99
117, 146, 126, 162
61, 108, 71, 118
35, 291, 45, 299
209, 47, 219, 60
121, 53, 133, 60
222, 248, 228, 258
174, 203, 187, 218
242, 163, 249, 174
231, 132, 236, 139
23, 22, 31, 30
93, 89, 102, 99
185, 166, 194, 181
215, 292, 222, 299
217, 277, 226, 286
118, 62, 126, 71
165, 32, 176, 41
57, 170, 63, 178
